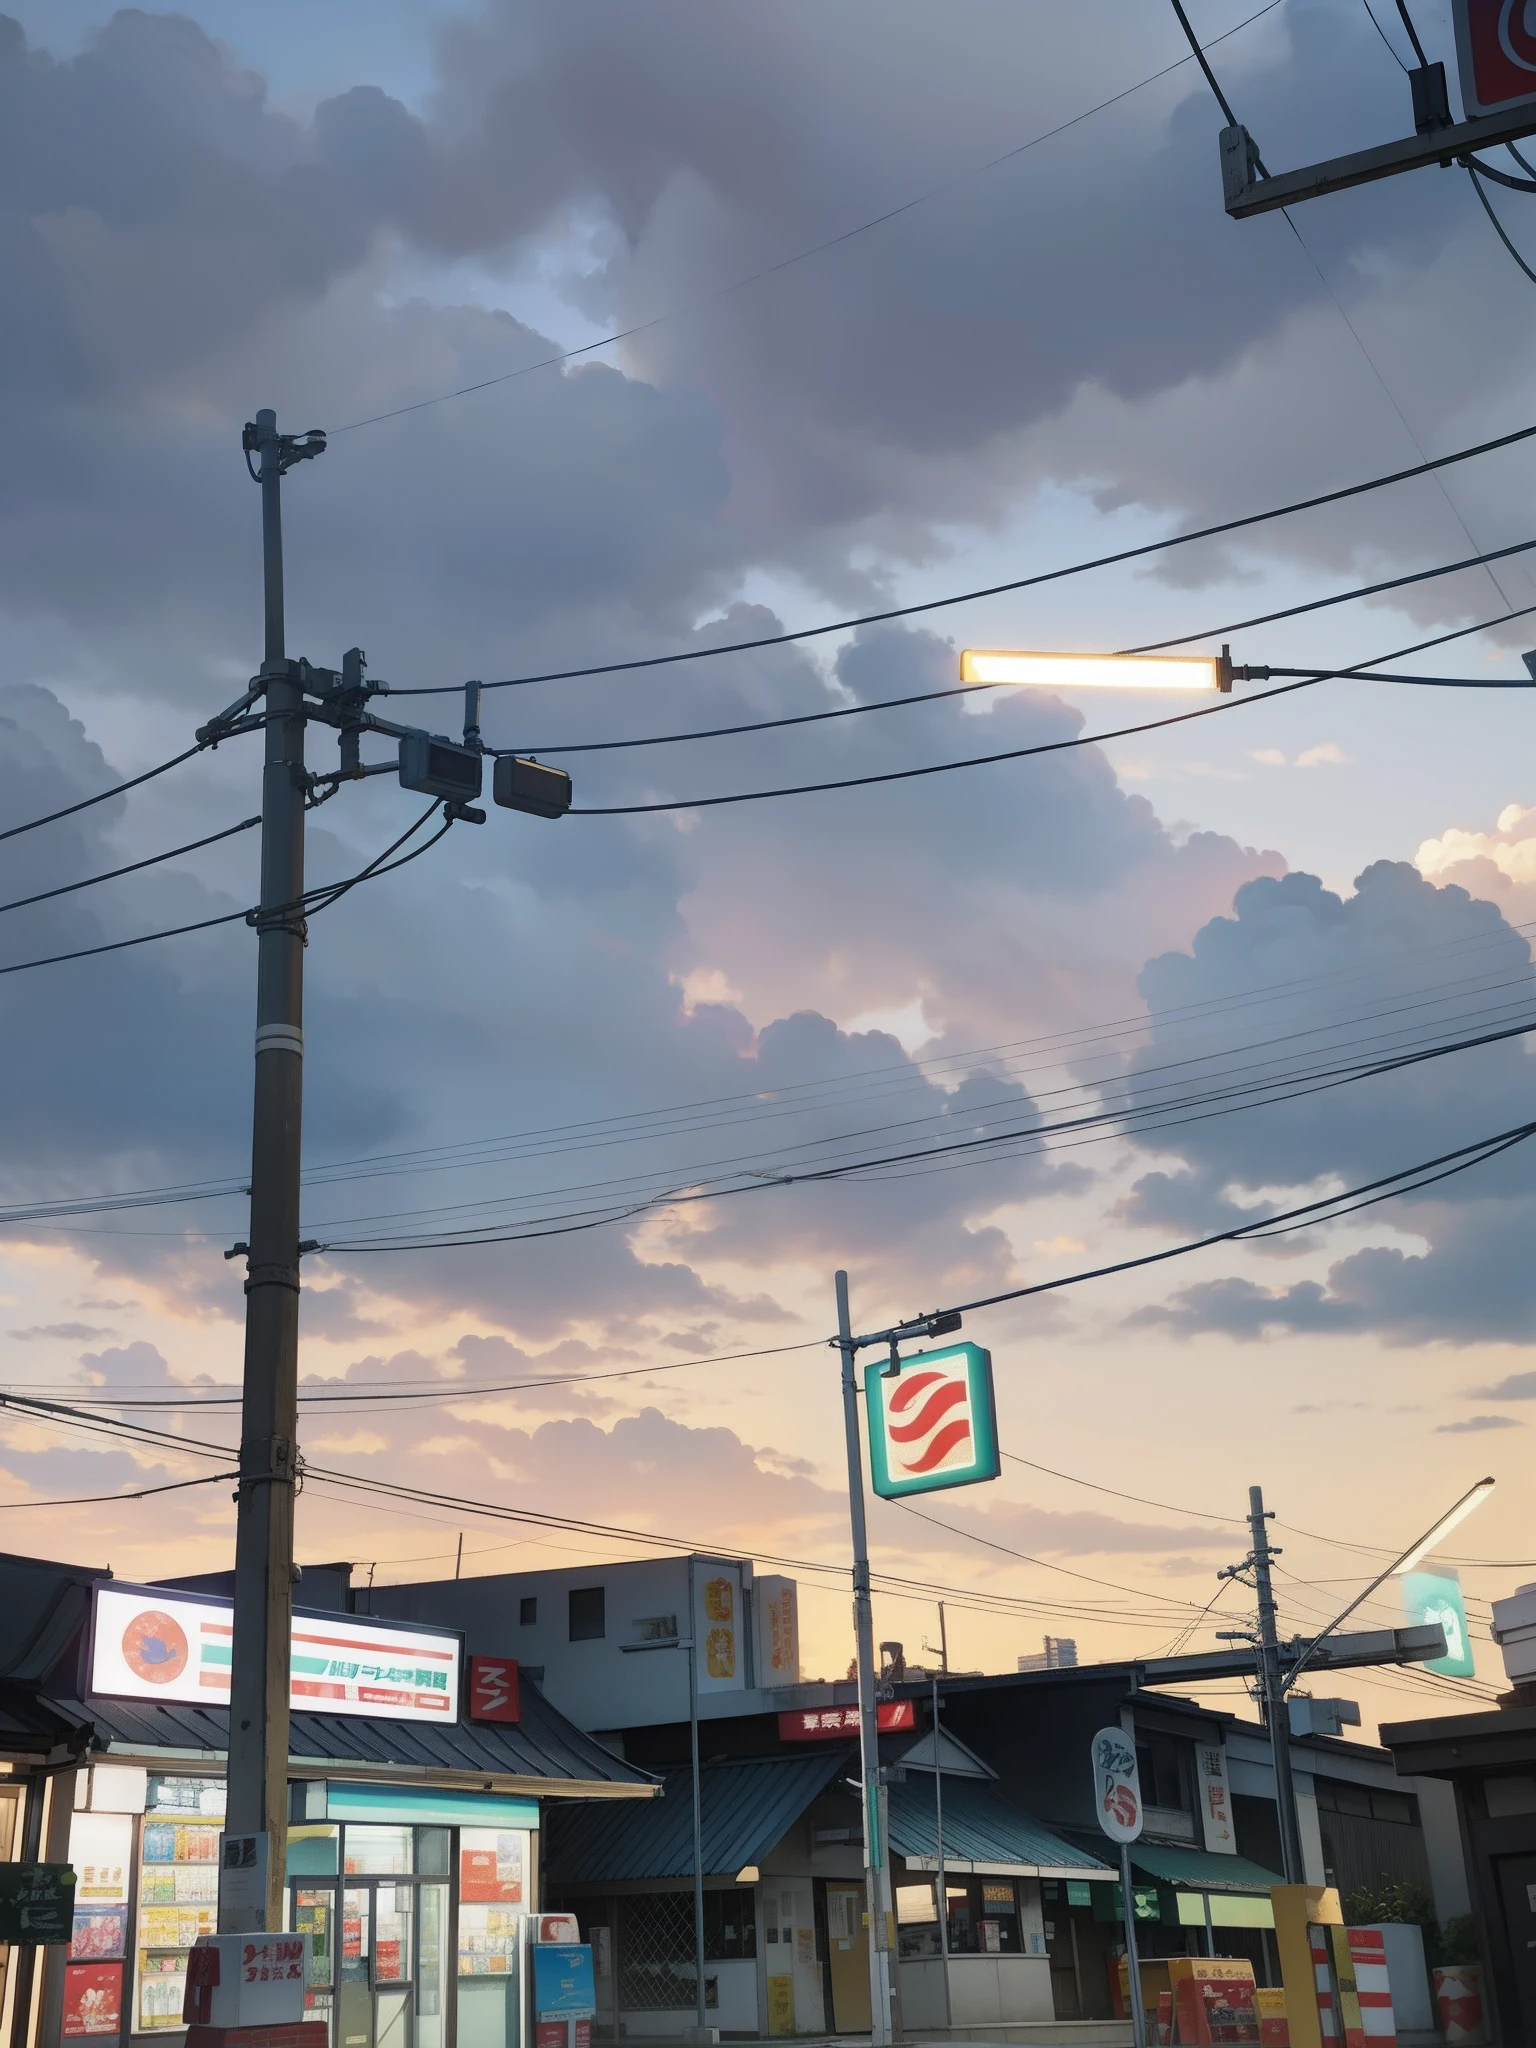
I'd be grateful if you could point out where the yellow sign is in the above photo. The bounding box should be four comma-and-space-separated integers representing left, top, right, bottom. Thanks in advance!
766, 1976, 795, 2036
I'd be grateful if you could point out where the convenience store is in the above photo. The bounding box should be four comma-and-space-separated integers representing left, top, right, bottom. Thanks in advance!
0, 1563, 656, 2048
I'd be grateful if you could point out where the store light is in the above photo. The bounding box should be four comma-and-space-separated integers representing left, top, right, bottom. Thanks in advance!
958, 649, 1225, 692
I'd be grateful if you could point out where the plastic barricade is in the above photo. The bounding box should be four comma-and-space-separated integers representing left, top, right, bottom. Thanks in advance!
1168, 1957, 1260, 2043
1255, 1986, 1289, 2045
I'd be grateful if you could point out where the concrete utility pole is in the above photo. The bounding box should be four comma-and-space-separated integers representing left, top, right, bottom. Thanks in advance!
834, 1271, 896, 2047
1246, 1486, 1305, 1885
224, 408, 324, 1932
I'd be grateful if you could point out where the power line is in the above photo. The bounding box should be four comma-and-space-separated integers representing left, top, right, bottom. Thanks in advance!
1127, 534, 1536, 654
0, 816, 260, 919
312, 1003, 1536, 1249
0, 804, 452, 981
0, 743, 210, 847
1466, 165, 1536, 288
0, 1471, 238, 1509
519, 661, 1534, 761
907, 1115, 1536, 1324
381, 427, 1536, 698
565, 604, 1536, 815
329, 1, 1284, 439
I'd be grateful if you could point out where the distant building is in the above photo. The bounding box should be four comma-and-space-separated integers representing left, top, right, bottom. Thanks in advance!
1018, 1635, 1078, 1672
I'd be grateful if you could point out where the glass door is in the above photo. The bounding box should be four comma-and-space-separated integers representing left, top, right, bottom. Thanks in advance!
307, 1877, 448, 2048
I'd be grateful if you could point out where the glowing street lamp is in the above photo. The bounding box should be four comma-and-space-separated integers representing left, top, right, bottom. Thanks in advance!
959, 647, 1233, 692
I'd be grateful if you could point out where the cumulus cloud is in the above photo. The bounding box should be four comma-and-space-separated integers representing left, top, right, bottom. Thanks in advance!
1436, 1414, 1521, 1433
1115, 861, 1536, 1343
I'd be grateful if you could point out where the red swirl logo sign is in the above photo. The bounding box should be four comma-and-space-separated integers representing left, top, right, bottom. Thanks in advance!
1503, 0, 1536, 69
1459, 0, 1536, 113
886, 1367, 973, 1475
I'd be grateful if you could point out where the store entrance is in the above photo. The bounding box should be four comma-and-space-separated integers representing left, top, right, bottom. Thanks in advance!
293, 1877, 448, 2048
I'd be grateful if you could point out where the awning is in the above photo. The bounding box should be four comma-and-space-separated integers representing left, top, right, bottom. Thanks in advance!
1129, 1843, 1284, 1893
547, 1751, 848, 1885
48, 1684, 658, 1801
887, 1777, 1113, 1880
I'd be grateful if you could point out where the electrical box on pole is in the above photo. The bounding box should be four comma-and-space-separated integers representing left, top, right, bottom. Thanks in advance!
493, 755, 573, 819
399, 732, 484, 803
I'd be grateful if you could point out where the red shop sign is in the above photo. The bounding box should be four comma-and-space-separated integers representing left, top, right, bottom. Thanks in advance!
778, 1700, 915, 1742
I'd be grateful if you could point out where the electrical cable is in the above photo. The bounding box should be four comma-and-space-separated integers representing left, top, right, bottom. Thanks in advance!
0, 743, 209, 847
0, 1470, 239, 1509
1464, 158, 1536, 194
1126, 533, 1536, 654
1467, 163, 1536, 286
312, 1005, 1536, 1249
567, 675, 1316, 817
329, 0, 1284, 438
1391, 0, 1430, 66
887, 1497, 1213, 1611
304, 984, 1536, 1240
0, 815, 260, 919
517, 661, 1536, 761
0, 804, 451, 980
380, 430, 1536, 699
1360, 0, 1410, 69
565, 604, 1536, 815
894, 1115, 1536, 1324
0, 1389, 1216, 1630
1167, 0, 1261, 150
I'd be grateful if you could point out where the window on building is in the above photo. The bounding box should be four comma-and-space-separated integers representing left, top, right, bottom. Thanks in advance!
569, 1586, 605, 1641
895, 1878, 1025, 1957
1315, 1778, 1419, 1826
615, 1890, 756, 2008
520, 1596, 537, 1626
1134, 1733, 1189, 1813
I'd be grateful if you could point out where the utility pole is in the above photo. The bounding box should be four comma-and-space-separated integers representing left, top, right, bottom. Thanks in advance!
834, 1271, 896, 2047
1223, 1487, 1305, 1885
224, 408, 325, 1932
686, 1560, 709, 2042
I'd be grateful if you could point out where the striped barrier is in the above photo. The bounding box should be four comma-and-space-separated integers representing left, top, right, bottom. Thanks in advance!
1308, 1927, 1395, 2048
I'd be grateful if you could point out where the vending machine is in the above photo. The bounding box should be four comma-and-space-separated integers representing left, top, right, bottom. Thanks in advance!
527, 1918, 595, 2048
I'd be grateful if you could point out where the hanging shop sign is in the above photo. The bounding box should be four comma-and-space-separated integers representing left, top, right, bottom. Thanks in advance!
89, 1583, 461, 1723
864, 1343, 1000, 1499
691, 1560, 746, 1694
0, 1864, 76, 1944
468, 1656, 522, 1724
778, 1701, 915, 1742
1402, 1570, 1476, 1678
1090, 1727, 1144, 1844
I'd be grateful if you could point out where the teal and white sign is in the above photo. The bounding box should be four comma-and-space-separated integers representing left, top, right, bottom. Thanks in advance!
865, 1342, 1000, 1499
1402, 1569, 1476, 1678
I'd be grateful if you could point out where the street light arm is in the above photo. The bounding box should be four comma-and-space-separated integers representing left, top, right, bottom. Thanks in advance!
1285, 1478, 1494, 1690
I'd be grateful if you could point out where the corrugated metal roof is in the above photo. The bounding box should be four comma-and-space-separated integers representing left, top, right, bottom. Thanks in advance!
1128, 1843, 1284, 1893
547, 1751, 847, 1884
42, 1682, 654, 1795
886, 1777, 1113, 1877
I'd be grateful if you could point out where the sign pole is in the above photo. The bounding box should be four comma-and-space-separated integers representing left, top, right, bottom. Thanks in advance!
1091, 1727, 1146, 2048
686, 1558, 708, 2041
1118, 1843, 1147, 2048
835, 1270, 895, 2047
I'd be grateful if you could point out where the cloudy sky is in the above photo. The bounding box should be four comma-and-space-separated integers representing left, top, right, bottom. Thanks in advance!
2, 0, 1534, 1735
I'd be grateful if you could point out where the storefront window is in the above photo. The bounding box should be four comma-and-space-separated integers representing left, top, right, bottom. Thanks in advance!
896, 1882, 938, 1960
290, 1827, 340, 1877
343, 1826, 413, 1876
135, 1777, 223, 2031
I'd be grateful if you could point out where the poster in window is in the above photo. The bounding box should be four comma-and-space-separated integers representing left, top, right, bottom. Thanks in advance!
63, 1962, 124, 2036
70, 1908, 127, 1961
460, 1831, 524, 1903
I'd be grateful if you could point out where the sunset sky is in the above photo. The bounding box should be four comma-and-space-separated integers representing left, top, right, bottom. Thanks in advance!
2, 0, 1534, 1737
